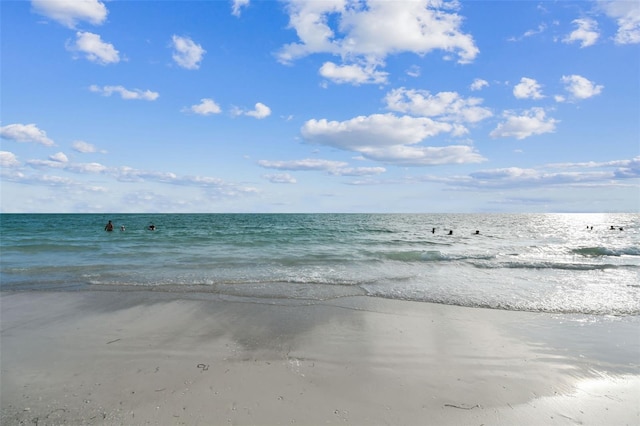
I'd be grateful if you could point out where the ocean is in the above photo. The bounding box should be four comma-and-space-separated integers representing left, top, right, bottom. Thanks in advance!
1, 213, 638, 316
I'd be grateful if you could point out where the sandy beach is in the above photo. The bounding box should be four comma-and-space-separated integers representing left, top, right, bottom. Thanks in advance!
1, 290, 638, 425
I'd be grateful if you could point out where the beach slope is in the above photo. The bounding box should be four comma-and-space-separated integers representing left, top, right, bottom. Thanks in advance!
1, 291, 638, 425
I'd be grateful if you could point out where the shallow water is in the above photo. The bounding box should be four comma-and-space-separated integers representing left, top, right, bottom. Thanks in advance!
1, 213, 638, 315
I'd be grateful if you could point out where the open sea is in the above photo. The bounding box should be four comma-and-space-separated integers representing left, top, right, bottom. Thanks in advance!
1, 213, 638, 316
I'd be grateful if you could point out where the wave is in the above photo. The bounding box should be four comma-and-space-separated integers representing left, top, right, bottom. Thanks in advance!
572, 246, 640, 257
362, 290, 640, 316
380, 250, 495, 262
472, 260, 636, 271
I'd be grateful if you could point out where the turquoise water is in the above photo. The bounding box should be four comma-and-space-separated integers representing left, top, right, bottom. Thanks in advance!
1, 213, 638, 315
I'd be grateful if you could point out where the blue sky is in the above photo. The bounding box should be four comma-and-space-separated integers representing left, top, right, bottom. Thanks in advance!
1, 0, 639, 213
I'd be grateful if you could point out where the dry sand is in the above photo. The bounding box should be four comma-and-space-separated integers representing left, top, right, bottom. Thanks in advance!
1, 290, 638, 425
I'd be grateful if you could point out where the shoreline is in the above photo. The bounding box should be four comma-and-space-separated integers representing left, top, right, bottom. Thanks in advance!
1, 290, 638, 425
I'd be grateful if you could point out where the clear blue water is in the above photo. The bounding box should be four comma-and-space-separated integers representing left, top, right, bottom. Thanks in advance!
1, 213, 638, 315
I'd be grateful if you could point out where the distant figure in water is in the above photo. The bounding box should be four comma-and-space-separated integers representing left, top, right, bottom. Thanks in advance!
448, 230, 453, 235
120, 225, 126, 231
148, 223, 156, 231
474, 230, 480, 235
104, 220, 114, 232
610, 226, 616, 230
619, 227, 624, 231
432, 228, 436, 234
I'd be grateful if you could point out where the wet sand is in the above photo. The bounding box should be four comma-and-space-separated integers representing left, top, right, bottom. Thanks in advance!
1, 290, 638, 425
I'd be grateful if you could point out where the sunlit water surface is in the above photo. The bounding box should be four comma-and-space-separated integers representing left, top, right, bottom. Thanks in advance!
1, 213, 638, 316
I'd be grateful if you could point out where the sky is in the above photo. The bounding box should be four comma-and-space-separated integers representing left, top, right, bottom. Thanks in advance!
1, 0, 639, 213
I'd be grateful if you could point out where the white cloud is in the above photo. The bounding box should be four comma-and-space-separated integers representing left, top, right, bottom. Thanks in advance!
72, 140, 98, 153
457, 156, 640, 189
26, 159, 68, 169
470, 78, 489, 91
31, 0, 108, 28
524, 24, 547, 38
0, 151, 20, 168
547, 157, 640, 176
0, 123, 55, 146
406, 65, 421, 78
258, 158, 348, 172
301, 114, 485, 166
278, 0, 478, 85
563, 18, 600, 47
319, 61, 388, 85
490, 108, 558, 140
171, 35, 206, 70
600, 0, 640, 44
186, 98, 222, 115
234, 102, 271, 119
385, 88, 492, 124
513, 77, 544, 99
258, 158, 386, 176
560, 74, 603, 100
247, 102, 272, 119
231, 0, 250, 17
67, 31, 120, 65
303, 114, 450, 148
90, 84, 159, 101
508, 24, 547, 42
263, 173, 297, 184
49, 152, 68, 163
18, 155, 259, 197
329, 166, 386, 177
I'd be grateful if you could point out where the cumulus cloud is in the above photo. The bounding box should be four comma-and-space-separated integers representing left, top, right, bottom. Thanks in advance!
233, 102, 271, 119
171, 35, 206, 70
513, 77, 544, 100
303, 114, 449, 148
89, 84, 159, 100
470, 78, 489, 91
563, 18, 600, 47
0, 123, 55, 146
278, 0, 478, 86
49, 152, 69, 163
560, 74, 603, 100
185, 98, 222, 115
301, 114, 485, 166
31, 0, 108, 28
600, 0, 640, 45
319, 61, 388, 85
67, 31, 120, 64
0, 151, 20, 168
490, 108, 558, 140
385, 88, 493, 124
247, 102, 272, 119
231, 0, 250, 17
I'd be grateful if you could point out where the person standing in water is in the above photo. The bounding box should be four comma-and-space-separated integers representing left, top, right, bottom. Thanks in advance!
104, 220, 114, 232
